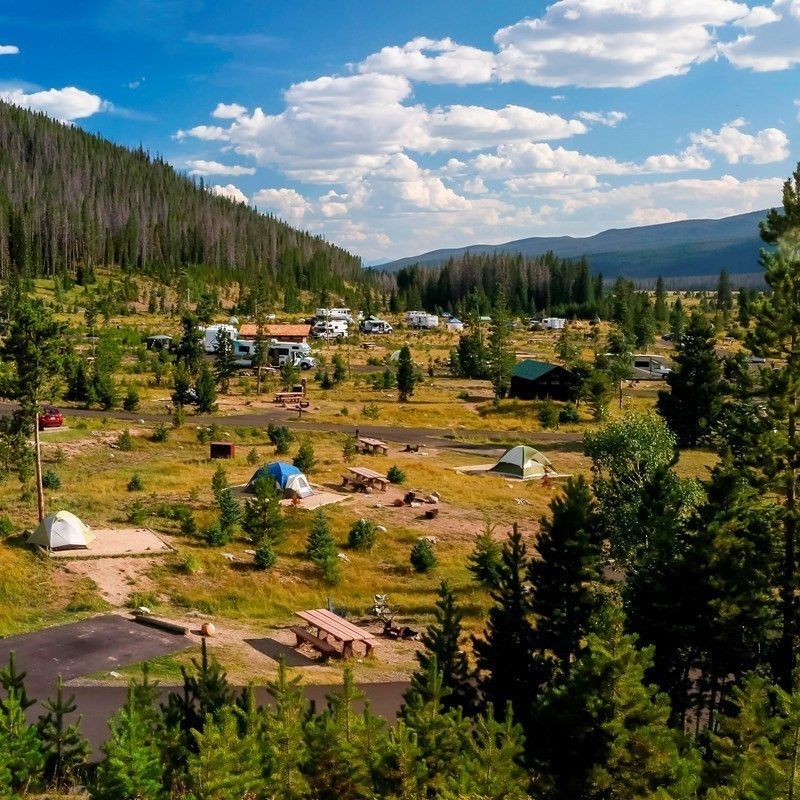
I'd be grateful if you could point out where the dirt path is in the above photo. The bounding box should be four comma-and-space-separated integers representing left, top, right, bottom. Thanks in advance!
61, 557, 160, 606
0, 401, 582, 448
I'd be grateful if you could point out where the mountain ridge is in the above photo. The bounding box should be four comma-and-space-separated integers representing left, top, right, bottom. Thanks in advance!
379, 210, 771, 281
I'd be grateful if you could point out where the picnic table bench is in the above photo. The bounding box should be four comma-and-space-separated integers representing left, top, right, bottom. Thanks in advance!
273, 391, 305, 404
357, 436, 388, 455
342, 467, 389, 492
294, 608, 376, 658
290, 625, 338, 657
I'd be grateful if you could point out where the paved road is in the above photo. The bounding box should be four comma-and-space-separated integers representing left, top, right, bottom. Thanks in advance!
0, 615, 191, 697
0, 615, 407, 752
0, 401, 582, 450
70, 681, 408, 753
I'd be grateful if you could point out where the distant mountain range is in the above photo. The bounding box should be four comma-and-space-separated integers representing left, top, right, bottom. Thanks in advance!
379, 210, 772, 284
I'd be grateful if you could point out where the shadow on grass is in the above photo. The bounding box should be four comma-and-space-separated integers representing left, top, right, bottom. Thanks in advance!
245, 637, 318, 667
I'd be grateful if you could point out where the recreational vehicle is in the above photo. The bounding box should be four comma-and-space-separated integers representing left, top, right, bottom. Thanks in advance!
406, 311, 439, 329
202, 324, 239, 353
360, 316, 393, 334
312, 319, 349, 339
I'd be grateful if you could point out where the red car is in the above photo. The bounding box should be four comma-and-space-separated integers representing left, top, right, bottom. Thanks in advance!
39, 406, 63, 430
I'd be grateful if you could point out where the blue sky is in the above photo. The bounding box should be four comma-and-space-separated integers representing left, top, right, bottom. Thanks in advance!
1, 1, 799, 262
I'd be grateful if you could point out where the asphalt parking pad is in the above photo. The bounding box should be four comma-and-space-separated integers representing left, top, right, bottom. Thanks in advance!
0, 614, 191, 697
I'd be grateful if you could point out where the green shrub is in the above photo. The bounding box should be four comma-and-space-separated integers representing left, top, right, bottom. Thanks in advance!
267, 423, 294, 455
126, 499, 148, 525
386, 465, 406, 484
0, 517, 15, 539
203, 524, 228, 547
559, 402, 580, 424
254, 545, 278, 570
293, 440, 317, 474
218, 488, 241, 534
467, 529, 503, 589
42, 469, 61, 490
457, 390, 470, 401
180, 554, 201, 575
410, 539, 437, 573
247, 447, 260, 466
361, 403, 380, 420
180, 513, 198, 538
537, 399, 560, 430
127, 472, 144, 492
151, 422, 170, 442
115, 429, 134, 451
53, 447, 66, 465
348, 518, 377, 551
342, 436, 358, 463
127, 591, 159, 609
211, 464, 228, 502
123, 384, 140, 412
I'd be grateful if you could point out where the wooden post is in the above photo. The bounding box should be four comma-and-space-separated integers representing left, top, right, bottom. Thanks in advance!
33, 412, 44, 523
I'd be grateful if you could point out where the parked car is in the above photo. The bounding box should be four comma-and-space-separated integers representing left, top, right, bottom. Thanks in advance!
39, 406, 63, 430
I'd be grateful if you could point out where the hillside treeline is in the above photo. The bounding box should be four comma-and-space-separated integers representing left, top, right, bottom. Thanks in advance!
391, 251, 601, 317
0, 102, 360, 295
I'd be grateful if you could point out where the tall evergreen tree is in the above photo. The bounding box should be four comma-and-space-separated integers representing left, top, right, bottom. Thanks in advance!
410, 581, 477, 714
0, 690, 44, 795
528, 476, 606, 681
213, 328, 236, 394
716, 268, 734, 312
473, 526, 537, 729
654, 276, 668, 327
195, 364, 217, 413
657, 312, 724, 446
396, 344, 418, 403
486, 291, 516, 399
37, 676, 90, 789
669, 296, 687, 340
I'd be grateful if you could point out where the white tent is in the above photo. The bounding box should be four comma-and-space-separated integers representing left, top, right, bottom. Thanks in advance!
489, 446, 554, 480
28, 511, 95, 551
285, 473, 314, 499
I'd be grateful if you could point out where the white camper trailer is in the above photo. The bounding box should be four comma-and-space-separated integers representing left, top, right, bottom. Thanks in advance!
540, 317, 566, 331
315, 307, 355, 324
203, 324, 239, 353
406, 311, 439, 329
312, 319, 349, 339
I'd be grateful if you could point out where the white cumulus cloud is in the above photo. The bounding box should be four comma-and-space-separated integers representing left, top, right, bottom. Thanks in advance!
211, 184, 248, 204
0, 45, 19, 55
577, 110, 627, 127
357, 36, 495, 84
721, 0, 800, 72
494, 0, 750, 88
0, 86, 108, 120
252, 187, 312, 224
689, 119, 789, 164
212, 102, 247, 119
186, 159, 256, 176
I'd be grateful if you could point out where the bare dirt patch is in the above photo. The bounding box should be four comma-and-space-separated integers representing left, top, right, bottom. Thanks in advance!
50, 528, 172, 558
61, 557, 160, 606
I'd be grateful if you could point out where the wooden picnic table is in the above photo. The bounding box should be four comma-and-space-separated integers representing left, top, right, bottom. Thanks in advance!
357, 436, 388, 455
342, 466, 389, 492
295, 608, 376, 657
273, 391, 305, 403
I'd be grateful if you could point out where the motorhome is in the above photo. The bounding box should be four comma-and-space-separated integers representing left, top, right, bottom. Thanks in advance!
406, 311, 439, 329
312, 319, 349, 339
631, 354, 671, 379
203, 324, 238, 353
540, 317, 566, 330
360, 316, 393, 334
315, 307, 355, 324
268, 340, 316, 370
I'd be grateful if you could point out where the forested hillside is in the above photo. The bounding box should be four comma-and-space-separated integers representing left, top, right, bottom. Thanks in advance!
392, 251, 601, 317
0, 102, 361, 294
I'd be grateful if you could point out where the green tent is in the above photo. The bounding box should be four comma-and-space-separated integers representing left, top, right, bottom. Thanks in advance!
489, 445, 553, 480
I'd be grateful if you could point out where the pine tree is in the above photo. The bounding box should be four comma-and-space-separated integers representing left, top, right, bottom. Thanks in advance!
37, 676, 90, 788
211, 464, 228, 503
217, 487, 240, 535
396, 344, 418, 403
241, 476, 285, 546
293, 439, 317, 474
657, 312, 723, 446
213, 328, 236, 394
400, 659, 471, 797
175, 313, 204, 374
729, 164, 800, 690
531, 606, 701, 800
654, 276, 668, 327
487, 292, 516, 399
186, 706, 262, 800
306, 510, 340, 584
195, 364, 217, 413
705, 676, 784, 800
171, 362, 194, 407
263, 660, 309, 800
669, 296, 687, 340
528, 476, 606, 681
0, 690, 44, 795
473, 526, 537, 731
467, 527, 504, 589
410, 581, 477, 714
0, 652, 34, 712
94, 688, 164, 800
716, 268, 733, 312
